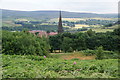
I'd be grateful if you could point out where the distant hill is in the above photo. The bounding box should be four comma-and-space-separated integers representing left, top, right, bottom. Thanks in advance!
1, 9, 117, 20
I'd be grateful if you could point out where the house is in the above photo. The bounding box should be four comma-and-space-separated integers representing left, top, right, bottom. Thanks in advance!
48, 32, 58, 36
28, 30, 57, 37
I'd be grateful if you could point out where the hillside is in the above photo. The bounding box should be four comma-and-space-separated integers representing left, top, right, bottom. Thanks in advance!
1, 9, 117, 20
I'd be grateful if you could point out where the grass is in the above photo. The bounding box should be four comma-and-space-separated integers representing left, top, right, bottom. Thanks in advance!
2, 54, 119, 78
92, 28, 114, 32
74, 24, 89, 28
49, 18, 117, 22
87, 18, 117, 20
62, 18, 86, 22
2, 21, 15, 27
50, 52, 96, 60
73, 24, 101, 29
49, 18, 86, 22
15, 18, 29, 21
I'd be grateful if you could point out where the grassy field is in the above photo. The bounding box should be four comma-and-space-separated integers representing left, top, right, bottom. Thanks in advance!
62, 18, 86, 22
74, 24, 89, 28
50, 52, 96, 60
2, 17, 118, 33
86, 18, 117, 20
91, 24, 119, 33
49, 18, 117, 22
78, 28, 114, 33
2, 21, 22, 27
49, 18, 85, 22
2, 54, 119, 78
92, 28, 114, 33
49, 17, 117, 32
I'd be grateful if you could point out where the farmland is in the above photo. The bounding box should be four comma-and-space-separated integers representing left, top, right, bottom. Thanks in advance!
49, 18, 117, 22
48, 17, 118, 32
2, 54, 119, 78
2, 17, 118, 33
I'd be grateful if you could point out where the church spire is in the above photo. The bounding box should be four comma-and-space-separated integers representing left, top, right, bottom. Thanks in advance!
58, 11, 64, 34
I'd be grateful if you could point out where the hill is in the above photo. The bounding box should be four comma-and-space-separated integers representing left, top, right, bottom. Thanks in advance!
1, 9, 117, 20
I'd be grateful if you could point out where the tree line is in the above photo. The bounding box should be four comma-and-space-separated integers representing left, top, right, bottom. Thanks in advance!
2, 28, 120, 56
62, 19, 116, 26
2, 25, 58, 31
49, 28, 120, 53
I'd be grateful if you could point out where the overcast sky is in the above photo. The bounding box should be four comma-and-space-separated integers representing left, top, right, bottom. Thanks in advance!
1, 0, 119, 14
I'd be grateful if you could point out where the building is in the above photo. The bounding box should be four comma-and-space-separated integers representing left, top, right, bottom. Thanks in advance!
47, 32, 58, 36
28, 30, 57, 37
58, 11, 64, 34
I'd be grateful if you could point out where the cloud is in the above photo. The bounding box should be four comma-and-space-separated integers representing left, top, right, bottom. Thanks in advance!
1, 0, 118, 13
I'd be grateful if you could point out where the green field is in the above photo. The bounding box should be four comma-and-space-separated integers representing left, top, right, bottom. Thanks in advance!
92, 28, 114, 33
49, 18, 117, 22
2, 54, 119, 78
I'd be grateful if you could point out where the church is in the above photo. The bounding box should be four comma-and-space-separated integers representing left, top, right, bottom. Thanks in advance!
29, 11, 64, 37
58, 11, 64, 34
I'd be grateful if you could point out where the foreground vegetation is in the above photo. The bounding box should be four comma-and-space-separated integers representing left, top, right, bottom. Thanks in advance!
2, 28, 119, 78
2, 54, 119, 78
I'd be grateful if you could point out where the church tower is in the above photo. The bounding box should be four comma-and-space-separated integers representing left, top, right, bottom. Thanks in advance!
58, 11, 64, 34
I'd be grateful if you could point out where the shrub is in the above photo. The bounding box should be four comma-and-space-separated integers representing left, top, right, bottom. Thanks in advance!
102, 51, 118, 59
82, 49, 118, 59
82, 49, 96, 56
96, 46, 104, 60
71, 58, 79, 60
67, 47, 74, 52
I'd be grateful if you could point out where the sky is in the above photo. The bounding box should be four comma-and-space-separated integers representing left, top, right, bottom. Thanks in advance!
1, 0, 119, 14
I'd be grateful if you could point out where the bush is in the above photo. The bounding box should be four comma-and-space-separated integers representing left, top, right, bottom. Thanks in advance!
82, 49, 118, 59
67, 47, 74, 52
96, 46, 104, 60
102, 51, 118, 59
82, 49, 96, 56
2, 31, 50, 56
71, 58, 79, 60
